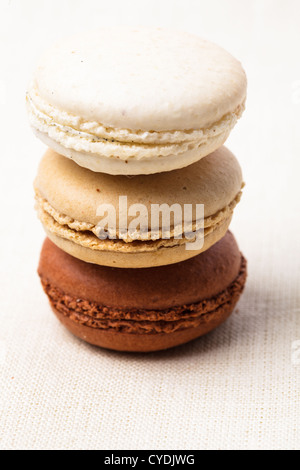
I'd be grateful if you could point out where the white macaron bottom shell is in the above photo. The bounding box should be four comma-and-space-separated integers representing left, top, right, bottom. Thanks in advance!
33, 128, 232, 176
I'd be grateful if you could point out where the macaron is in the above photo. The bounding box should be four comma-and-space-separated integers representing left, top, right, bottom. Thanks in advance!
27, 27, 247, 175
34, 146, 244, 269
38, 231, 247, 352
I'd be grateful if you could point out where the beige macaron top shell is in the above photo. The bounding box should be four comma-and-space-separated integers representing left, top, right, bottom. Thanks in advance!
30, 27, 246, 132
35, 146, 243, 229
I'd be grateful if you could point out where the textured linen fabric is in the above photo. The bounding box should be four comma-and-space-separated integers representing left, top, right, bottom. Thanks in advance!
0, 0, 299, 450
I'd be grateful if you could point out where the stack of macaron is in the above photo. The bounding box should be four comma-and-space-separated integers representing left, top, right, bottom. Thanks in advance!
27, 27, 248, 352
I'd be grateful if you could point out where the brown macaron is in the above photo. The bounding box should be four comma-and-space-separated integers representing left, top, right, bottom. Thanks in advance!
38, 231, 247, 353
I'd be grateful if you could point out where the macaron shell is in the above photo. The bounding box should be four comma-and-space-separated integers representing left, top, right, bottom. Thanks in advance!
39, 231, 242, 310
50, 304, 238, 353
31, 27, 247, 132
44, 214, 232, 268
31, 125, 235, 176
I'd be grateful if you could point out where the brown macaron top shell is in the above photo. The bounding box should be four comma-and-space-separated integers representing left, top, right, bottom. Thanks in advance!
38, 231, 242, 311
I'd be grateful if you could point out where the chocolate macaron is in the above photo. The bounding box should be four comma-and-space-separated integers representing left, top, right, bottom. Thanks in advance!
38, 231, 247, 352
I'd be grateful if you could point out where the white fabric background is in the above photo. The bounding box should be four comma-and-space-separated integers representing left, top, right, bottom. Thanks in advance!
0, 0, 299, 450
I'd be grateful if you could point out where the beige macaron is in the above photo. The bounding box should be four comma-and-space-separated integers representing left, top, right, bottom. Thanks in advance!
34, 146, 244, 269
27, 27, 247, 175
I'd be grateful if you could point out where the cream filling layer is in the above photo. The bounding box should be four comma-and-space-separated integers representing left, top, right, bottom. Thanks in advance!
35, 190, 242, 252
27, 90, 245, 161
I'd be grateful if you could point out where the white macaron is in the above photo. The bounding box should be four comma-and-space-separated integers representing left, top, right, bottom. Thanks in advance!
27, 27, 247, 175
